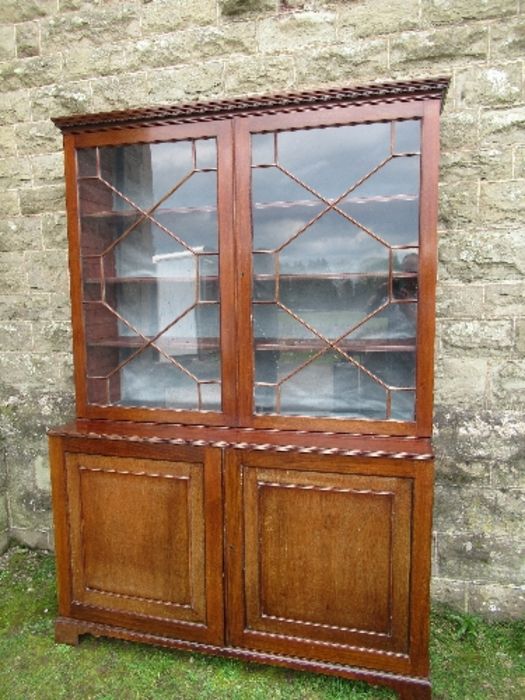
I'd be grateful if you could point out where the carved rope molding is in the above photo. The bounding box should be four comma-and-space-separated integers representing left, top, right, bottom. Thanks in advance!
52, 77, 450, 133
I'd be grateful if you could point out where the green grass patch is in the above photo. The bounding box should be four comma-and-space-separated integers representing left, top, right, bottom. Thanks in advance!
0, 547, 523, 700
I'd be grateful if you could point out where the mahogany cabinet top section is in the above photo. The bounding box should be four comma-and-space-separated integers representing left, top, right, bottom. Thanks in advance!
52, 77, 449, 133
55, 77, 448, 438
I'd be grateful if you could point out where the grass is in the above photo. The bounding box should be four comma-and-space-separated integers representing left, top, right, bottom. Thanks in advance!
0, 547, 523, 700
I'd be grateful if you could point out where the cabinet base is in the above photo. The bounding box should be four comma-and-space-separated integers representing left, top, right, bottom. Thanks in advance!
54, 617, 431, 699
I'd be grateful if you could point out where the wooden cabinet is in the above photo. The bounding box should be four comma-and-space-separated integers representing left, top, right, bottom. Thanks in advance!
50, 77, 448, 698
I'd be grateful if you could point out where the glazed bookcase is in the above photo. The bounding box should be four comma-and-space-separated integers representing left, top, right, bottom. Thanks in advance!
49, 77, 449, 699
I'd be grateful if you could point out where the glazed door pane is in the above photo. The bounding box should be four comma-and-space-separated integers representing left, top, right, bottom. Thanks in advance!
251, 120, 421, 421
77, 140, 221, 410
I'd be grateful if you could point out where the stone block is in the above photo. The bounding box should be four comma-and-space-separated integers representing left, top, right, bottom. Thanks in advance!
0, 352, 70, 392
515, 145, 525, 179
434, 357, 488, 405
421, 0, 518, 25
258, 11, 336, 53
440, 109, 479, 151
20, 185, 65, 216
90, 73, 153, 113
42, 212, 67, 250
438, 181, 479, 229
9, 528, 51, 550
490, 19, 525, 60
436, 532, 525, 584
32, 321, 72, 354
224, 55, 294, 94
430, 577, 467, 610
0, 126, 17, 158
16, 22, 40, 59
480, 105, 525, 146
31, 82, 93, 121
0, 0, 56, 23
0, 156, 32, 190
0, 253, 28, 294
147, 62, 225, 105
435, 282, 484, 318
0, 292, 70, 323
0, 56, 62, 91
456, 63, 523, 109
31, 153, 64, 187
337, 0, 420, 38
491, 456, 525, 489
390, 26, 488, 70
0, 322, 33, 351
0, 494, 8, 534
517, 319, 525, 354
490, 359, 525, 409
42, 5, 140, 51
221, 0, 276, 16
141, 0, 217, 35
0, 89, 32, 126
15, 121, 62, 156
0, 25, 15, 62
440, 319, 514, 353
24, 250, 69, 294
468, 582, 525, 620
434, 456, 491, 486
294, 40, 389, 87
483, 282, 525, 318
0, 191, 20, 218
438, 228, 525, 282
0, 532, 9, 554
454, 409, 525, 461
62, 44, 130, 81
479, 180, 525, 225
440, 147, 512, 183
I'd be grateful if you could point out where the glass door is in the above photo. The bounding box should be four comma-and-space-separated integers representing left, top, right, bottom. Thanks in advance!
235, 103, 433, 434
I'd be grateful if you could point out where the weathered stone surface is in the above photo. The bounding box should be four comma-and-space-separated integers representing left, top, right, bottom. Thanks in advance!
24, 250, 69, 294
0, 89, 31, 125
294, 40, 389, 85
490, 19, 525, 60
438, 181, 478, 229
440, 109, 479, 151
517, 319, 525, 354
141, 0, 217, 35
390, 26, 488, 69
0, 191, 20, 218
221, 0, 276, 17
434, 456, 491, 486
0, 26, 15, 62
258, 11, 336, 53
15, 121, 62, 156
515, 145, 525, 179
0, 126, 17, 158
146, 62, 225, 104
438, 228, 525, 282
480, 105, 525, 145
456, 63, 523, 109
491, 456, 525, 489
224, 55, 294, 93
440, 319, 514, 353
0, 253, 28, 295
0, 322, 33, 351
20, 185, 65, 216
0, 352, 72, 392
0, 495, 8, 536
16, 22, 40, 59
89, 73, 152, 112
9, 528, 51, 550
453, 410, 525, 461
31, 153, 64, 187
0, 55, 62, 91
431, 577, 467, 610
468, 583, 525, 621
31, 82, 92, 121
0, 156, 32, 190
32, 321, 72, 354
0, 0, 56, 23
440, 147, 513, 183
421, 0, 518, 25
0, 292, 70, 322
337, 0, 420, 38
42, 6, 141, 51
436, 533, 525, 584
483, 282, 525, 318
479, 180, 525, 224
42, 212, 67, 250
436, 282, 484, 318
490, 360, 525, 409
435, 357, 488, 405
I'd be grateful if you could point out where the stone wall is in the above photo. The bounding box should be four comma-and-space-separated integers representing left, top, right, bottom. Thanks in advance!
0, 0, 523, 618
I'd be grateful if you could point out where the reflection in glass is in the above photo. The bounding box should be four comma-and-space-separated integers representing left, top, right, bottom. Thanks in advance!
395, 120, 421, 154
79, 139, 221, 411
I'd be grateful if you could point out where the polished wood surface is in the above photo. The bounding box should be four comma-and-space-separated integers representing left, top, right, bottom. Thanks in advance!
50, 80, 447, 699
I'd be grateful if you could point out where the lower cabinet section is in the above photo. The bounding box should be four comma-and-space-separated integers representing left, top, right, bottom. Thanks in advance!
50, 433, 434, 699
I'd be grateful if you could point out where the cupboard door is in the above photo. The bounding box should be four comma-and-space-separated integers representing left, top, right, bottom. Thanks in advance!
225, 450, 432, 676
53, 441, 224, 645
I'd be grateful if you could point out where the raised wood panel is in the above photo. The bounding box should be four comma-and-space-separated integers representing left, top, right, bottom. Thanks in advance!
56, 445, 224, 644
225, 450, 429, 675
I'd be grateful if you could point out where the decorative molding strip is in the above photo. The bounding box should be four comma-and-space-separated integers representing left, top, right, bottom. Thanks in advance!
85, 585, 193, 610
52, 426, 434, 460
52, 77, 450, 133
